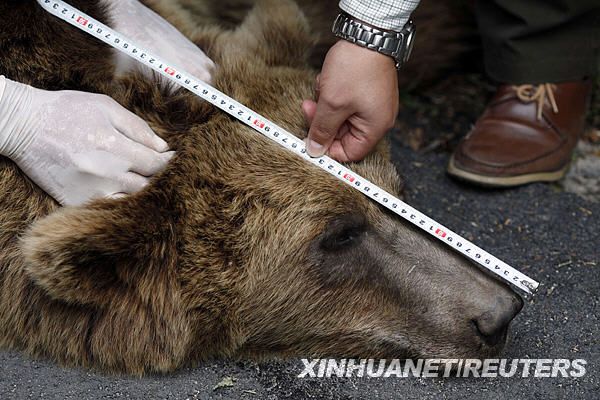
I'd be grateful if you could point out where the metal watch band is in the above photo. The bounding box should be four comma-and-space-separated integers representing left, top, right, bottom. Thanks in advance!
332, 12, 416, 69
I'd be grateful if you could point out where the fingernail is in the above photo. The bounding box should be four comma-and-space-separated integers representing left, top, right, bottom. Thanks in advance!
164, 151, 176, 161
155, 137, 169, 152
306, 139, 325, 157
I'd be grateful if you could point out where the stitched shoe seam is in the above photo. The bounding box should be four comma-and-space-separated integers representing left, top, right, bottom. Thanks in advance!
456, 141, 572, 171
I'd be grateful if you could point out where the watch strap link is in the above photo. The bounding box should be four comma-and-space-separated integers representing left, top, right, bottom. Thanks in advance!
332, 12, 415, 69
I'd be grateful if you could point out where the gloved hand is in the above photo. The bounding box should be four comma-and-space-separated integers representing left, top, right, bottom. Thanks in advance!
0, 76, 174, 206
108, 0, 215, 84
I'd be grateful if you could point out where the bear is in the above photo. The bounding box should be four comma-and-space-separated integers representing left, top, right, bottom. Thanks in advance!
0, 0, 521, 375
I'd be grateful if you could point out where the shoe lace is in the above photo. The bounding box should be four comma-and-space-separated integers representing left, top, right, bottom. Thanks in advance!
514, 83, 558, 121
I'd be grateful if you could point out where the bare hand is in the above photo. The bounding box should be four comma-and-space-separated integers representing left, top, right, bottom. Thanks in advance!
303, 40, 399, 162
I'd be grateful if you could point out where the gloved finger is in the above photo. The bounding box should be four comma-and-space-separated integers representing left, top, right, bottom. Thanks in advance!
71, 149, 133, 178
116, 172, 150, 194
179, 51, 216, 84
106, 193, 128, 201
111, 134, 174, 176
107, 101, 169, 153
306, 98, 353, 158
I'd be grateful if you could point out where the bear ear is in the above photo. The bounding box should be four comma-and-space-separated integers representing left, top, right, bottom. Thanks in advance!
20, 199, 176, 307
206, 0, 316, 68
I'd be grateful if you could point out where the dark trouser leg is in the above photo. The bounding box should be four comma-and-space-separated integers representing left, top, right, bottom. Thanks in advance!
476, 0, 600, 84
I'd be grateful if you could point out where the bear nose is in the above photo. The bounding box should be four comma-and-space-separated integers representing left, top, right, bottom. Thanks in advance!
473, 292, 523, 346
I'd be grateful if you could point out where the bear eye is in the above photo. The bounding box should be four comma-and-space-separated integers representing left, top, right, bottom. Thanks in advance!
319, 216, 367, 252
333, 227, 362, 247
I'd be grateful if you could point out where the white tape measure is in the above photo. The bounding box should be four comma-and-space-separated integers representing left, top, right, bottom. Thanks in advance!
36, 0, 539, 294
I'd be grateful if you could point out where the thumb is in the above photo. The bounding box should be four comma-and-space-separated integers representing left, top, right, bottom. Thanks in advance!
306, 99, 352, 157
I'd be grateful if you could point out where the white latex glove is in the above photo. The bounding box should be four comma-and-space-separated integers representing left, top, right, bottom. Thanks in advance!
0, 76, 174, 206
108, 0, 215, 84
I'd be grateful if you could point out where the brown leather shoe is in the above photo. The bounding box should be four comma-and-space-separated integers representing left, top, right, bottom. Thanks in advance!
448, 80, 592, 187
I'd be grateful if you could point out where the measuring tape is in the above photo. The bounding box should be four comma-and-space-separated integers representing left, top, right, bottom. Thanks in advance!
36, 0, 539, 294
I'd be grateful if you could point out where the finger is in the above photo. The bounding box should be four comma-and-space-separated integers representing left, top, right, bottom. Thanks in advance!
336, 121, 351, 140
112, 134, 175, 176
116, 172, 150, 194
327, 139, 353, 162
336, 130, 373, 162
302, 100, 317, 126
107, 102, 169, 153
306, 100, 353, 158
106, 193, 128, 201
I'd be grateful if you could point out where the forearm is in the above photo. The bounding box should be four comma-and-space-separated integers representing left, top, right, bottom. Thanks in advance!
338, 0, 420, 31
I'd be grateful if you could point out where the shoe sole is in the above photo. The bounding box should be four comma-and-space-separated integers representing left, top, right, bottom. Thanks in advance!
447, 156, 569, 188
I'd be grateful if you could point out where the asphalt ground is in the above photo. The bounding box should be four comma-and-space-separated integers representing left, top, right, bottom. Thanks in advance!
0, 75, 598, 399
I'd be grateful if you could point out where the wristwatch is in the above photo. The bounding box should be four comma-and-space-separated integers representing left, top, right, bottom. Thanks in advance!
332, 12, 416, 70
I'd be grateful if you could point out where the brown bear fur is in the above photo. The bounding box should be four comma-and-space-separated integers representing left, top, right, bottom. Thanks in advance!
0, 0, 514, 375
